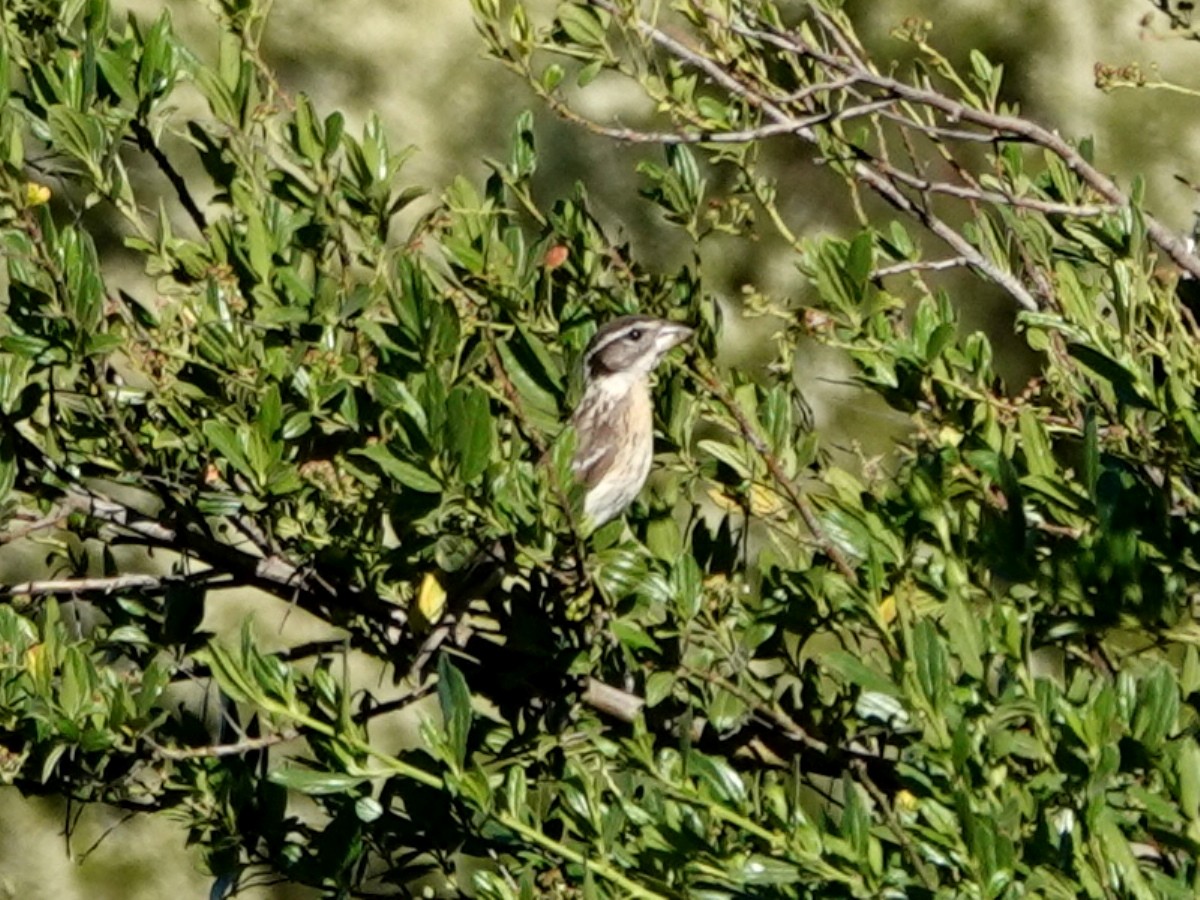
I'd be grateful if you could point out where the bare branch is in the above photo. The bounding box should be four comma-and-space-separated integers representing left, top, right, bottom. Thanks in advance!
743, 12, 1200, 280
872, 256, 970, 279
587, 0, 1044, 311
130, 120, 207, 235
540, 94, 895, 145
582, 677, 645, 722
696, 362, 860, 584
4, 573, 181, 595
147, 730, 300, 760
0, 503, 81, 544
680, 663, 831, 753
875, 158, 1116, 217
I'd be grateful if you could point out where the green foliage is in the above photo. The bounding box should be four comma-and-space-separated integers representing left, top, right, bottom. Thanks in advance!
3, 0, 1200, 897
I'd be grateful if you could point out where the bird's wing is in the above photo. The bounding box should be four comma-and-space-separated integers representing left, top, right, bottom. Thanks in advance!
571, 405, 620, 489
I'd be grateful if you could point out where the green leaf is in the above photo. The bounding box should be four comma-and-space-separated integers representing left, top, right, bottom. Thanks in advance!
688, 752, 745, 803
495, 337, 559, 430
269, 767, 368, 795
198, 640, 259, 706
697, 438, 752, 479
1132, 665, 1178, 751
733, 855, 802, 886
47, 105, 106, 173
822, 651, 899, 697
291, 92, 321, 163
610, 618, 659, 653
645, 671, 675, 708
446, 386, 493, 482
259, 384, 283, 439
1018, 408, 1056, 477
541, 64, 564, 91
202, 420, 253, 480
355, 796, 383, 823
355, 443, 441, 492
1179, 740, 1200, 820
845, 231, 874, 297
912, 619, 947, 708
437, 656, 472, 771
943, 595, 984, 681
556, 4, 609, 48
1066, 343, 1155, 410
669, 554, 702, 620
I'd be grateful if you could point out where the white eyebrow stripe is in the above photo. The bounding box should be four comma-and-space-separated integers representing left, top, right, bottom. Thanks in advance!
585, 325, 638, 363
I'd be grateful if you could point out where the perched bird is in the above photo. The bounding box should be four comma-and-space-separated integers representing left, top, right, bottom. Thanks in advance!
569, 315, 693, 527
404, 315, 691, 678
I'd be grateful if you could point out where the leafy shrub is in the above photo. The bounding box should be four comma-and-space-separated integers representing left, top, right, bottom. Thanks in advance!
1, 0, 1200, 897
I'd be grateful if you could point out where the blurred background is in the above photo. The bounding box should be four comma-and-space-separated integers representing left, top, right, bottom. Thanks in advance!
3, 0, 1198, 895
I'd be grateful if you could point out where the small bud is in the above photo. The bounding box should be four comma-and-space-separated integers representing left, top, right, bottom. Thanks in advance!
25, 182, 51, 206
544, 244, 569, 269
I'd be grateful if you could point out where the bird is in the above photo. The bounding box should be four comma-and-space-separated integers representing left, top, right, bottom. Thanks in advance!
569, 314, 694, 528
404, 315, 691, 679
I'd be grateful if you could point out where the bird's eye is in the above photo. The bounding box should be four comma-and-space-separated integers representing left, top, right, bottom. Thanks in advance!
627, 329, 643, 341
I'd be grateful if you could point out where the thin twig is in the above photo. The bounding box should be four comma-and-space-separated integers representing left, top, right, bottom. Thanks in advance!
875, 158, 1115, 217
871, 256, 969, 279
696, 362, 859, 584
680, 663, 831, 753
0, 501, 84, 544
541, 93, 895, 145
853, 759, 938, 890
74, 810, 138, 865
147, 729, 300, 760
130, 120, 207, 234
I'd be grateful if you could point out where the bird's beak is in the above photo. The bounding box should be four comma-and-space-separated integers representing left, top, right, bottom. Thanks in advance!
655, 322, 694, 355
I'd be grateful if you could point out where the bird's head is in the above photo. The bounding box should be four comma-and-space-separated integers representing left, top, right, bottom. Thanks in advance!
582, 315, 694, 382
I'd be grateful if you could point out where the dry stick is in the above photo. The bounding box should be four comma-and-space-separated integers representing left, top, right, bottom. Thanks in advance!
697, 363, 859, 584
73, 810, 139, 865
4, 573, 182, 595
582, 677, 646, 723
588, 0, 1042, 312
780, 74, 862, 103
873, 157, 1115, 218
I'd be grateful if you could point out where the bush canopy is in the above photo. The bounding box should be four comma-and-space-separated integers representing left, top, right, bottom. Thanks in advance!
2, 0, 1200, 897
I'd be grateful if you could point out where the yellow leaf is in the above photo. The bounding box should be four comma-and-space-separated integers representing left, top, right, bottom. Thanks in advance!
878, 594, 897, 625
415, 571, 447, 625
705, 483, 787, 519
748, 483, 785, 518
706, 486, 741, 513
